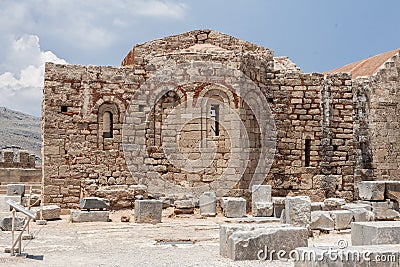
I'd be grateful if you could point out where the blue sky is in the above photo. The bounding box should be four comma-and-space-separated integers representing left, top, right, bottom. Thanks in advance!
0, 0, 399, 116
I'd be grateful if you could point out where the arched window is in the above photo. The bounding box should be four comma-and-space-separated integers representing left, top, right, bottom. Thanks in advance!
103, 111, 113, 138
98, 103, 119, 148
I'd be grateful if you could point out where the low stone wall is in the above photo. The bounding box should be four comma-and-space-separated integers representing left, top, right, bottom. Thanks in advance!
0, 168, 41, 186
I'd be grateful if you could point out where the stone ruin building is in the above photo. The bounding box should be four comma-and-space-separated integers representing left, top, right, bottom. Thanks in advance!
0, 149, 41, 194
42, 29, 400, 210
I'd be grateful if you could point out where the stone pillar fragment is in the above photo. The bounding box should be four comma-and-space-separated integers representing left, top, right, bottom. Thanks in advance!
285, 196, 311, 228
199, 192, 216, 216
134, 200, 162, 224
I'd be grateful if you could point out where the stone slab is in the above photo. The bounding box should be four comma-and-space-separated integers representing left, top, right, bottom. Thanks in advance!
159, 197, 173, 208
199, 192, 216, 217
222, 197, 246, 218
31, 205, 60, 220
358, 181, 386, 200
311, 202, 324, 211
311, 209, 370, 231
7, 184, 25, 197
227, 226, 308, 260
329, 210, 353, 230
323, 198, 346, 211
174, 199, 194, 209
386, 181, 400, 203
350, 208, 374, 222
134, 200, 162, 224
342, 203, 372, 212
294, 245, 400, 267
80, 197, 110, 210
0, 215, 25, 231
285, 196, 311, 227
310, 211, 334, 231
352, 221, 400, 246
251, 185, 272, 210
174, 200, 194, 214
252, 202, 273, 217
219, 224, 288, 257
0, 196, 21, 212
372, 201, 400, 220
223, 217, 281, 224
70, 210, 110, 223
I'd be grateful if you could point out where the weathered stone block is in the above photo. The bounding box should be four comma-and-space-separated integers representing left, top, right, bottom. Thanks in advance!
159, 196, 173, 208
0, 215, 25, 231
323, 198, 346, 211
310, 211, 334, 231
227, 226, 308, 260
134, 200, 162, 224
348, 208, 374, 222
329, 210, 353, 230
371, 201, 400, 220
220, 224, 267, 257
31, 205, 60, 220
0, 196, 8, 212
358, 181, 385, 200
222, 197, 246, 218
272, 197, 285, 218
251, 185, 272, 210
0, 196, 22, 212
199, 192, 216, 217
342, 203, 372, 212
311, 202, 324, 211
70, 210, 110, 223
7, 184, 25, 197
385, 181, 400, 202
80, 197, 110, 210
352, 221, 400, 246
285, 196, 311, 227
174, 199, 194, 214
252, 202, 273, 217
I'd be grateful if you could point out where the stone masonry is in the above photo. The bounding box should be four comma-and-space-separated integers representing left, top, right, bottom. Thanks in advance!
42, 29, 399, 209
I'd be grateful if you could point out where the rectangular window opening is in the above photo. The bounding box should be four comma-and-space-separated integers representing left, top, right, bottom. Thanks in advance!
210, 105, 219, 136
103, 111, 113, 138
61, 106, 69, 113
305, 139, 311, 167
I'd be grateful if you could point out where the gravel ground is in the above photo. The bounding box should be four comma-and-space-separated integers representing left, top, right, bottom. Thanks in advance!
0, 210, 351, 267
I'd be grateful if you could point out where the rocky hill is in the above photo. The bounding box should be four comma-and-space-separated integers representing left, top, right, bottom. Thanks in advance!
0, 107, 41, 165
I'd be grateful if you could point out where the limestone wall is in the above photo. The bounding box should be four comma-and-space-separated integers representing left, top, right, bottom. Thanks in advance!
0, 149, 36, 168
42, 30, 356, 209
354, 52, 400, 182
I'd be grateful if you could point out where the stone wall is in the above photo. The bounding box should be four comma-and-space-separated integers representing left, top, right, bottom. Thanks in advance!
0, 149, 36, 169
264, 72, 354, 201
43, 30, 358, 209
353, 52, 400, 183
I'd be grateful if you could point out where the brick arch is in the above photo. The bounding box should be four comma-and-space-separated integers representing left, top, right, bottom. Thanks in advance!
93, 96, 126, 124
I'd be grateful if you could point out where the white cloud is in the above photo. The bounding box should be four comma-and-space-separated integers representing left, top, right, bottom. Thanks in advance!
131, 0, 187, 19
0, 0, 189, 115
0, 35, 67, 116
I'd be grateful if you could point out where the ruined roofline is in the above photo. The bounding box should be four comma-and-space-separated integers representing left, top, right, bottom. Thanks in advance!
120, 29, 275, 67
324, 48, 400, 79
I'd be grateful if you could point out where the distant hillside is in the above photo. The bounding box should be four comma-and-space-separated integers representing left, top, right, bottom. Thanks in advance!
0, 107, 41, 165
